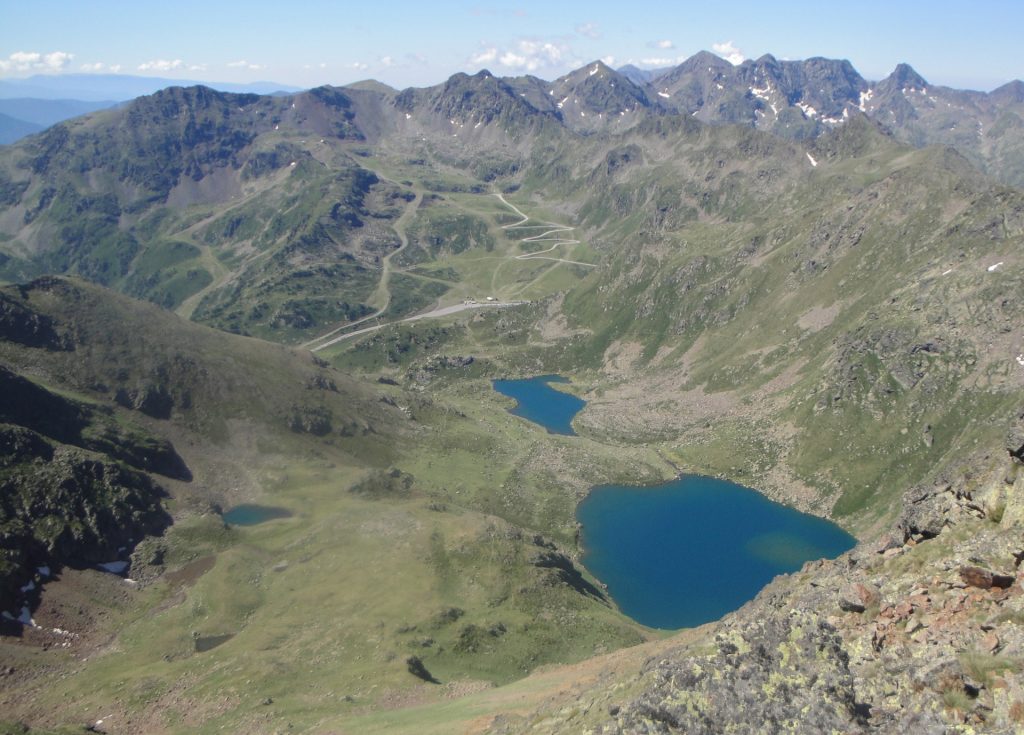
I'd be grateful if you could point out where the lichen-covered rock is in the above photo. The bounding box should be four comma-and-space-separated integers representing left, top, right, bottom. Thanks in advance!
600, 611, 866, 734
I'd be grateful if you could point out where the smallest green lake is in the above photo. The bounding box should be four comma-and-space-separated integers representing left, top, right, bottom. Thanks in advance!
221, 504, 293, 526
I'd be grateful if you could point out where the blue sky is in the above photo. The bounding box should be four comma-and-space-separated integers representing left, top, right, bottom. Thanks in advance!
2, 0, 1022, 90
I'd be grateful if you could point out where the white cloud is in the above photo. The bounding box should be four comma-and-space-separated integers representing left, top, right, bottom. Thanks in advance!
138, 59, 185, 72
227, 60, 263, 71
470, 47, 498, 65
639, 56, 687, 68
348, 61, 369, 71
0, 50, 74, 74
379, 55, 395, 68
576, 22, 601, 40
189, 64, 207, 72
81, 61, 127, 74
601, 55, 616, 67
712, 41, 745, 65
654, 40, 674, 49
471, 38, 571, 74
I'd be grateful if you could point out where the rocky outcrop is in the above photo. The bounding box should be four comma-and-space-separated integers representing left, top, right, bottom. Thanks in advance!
602, 611, 866, 734
0, 290, 70, 350
0, 442, 170, 611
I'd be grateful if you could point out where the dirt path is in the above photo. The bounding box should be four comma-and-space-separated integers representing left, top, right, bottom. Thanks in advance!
495, 193, 596, 268
301, 188, 423, 349
174, 167, 295, 320
309, 300, 527, 351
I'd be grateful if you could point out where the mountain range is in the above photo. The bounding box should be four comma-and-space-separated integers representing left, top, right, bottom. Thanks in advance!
0, 50, 1022, 733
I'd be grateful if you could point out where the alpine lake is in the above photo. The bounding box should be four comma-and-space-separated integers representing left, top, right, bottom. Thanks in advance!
493, 375, 856, 630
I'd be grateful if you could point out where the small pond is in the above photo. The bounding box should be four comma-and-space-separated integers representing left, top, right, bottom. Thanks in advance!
221, 504, 293, 526
492, 374, 586, 435
577, 475, 856, 629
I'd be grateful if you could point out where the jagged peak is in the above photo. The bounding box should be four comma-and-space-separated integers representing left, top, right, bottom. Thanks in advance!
882, 63, 929, 90
750, 53, 780, 68
990, 79, 1024, 103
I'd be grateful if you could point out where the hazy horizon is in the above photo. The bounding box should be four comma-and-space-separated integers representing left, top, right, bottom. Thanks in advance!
2, 0, 1022, 93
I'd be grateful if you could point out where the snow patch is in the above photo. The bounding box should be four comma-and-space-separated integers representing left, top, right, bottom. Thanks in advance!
98, 561, 129, 574
657, 91, 670, 99
942, 268, 953, 276
589, 65, 599, 76
3, 607, 37, 627
1016, 354, 1024, 367
37, 566, 50, 577
987, 262, 1004, 272
806, 152, 818, 167
858, 89, 874, 112
716, 83, 723, 90
796, 102, 818, 118
405, 113, 411, 119
20, 580, 35, 593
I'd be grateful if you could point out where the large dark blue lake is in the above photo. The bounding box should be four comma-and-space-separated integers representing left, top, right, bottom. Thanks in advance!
492, 375, 586, 435
577, 475, 856, 629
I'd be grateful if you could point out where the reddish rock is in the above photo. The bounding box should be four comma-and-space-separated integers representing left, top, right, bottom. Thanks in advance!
982, 631, 1000, 653
959, 566, 1014, 589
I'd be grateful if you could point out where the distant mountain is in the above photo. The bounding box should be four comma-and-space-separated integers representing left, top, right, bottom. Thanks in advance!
0, 97, 119, 128
344, 79, 398, 96
548, 60, 655, 130
0, 98, 120, 144
0, 73, 302, 101
0, 111, 43, 145
616, 63, 672, 85
617, 52, 1024, 186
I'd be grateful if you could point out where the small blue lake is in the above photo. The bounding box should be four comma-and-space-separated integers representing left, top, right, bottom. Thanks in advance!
577, 475, 856, 630
221, 504, 293, 526
492, 375, 586, 435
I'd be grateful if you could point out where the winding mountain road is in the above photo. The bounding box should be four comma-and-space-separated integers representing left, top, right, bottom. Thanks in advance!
304, 192, 594, 352
495, 193, 597, 268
